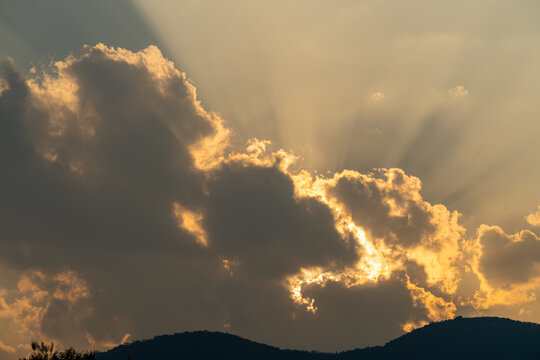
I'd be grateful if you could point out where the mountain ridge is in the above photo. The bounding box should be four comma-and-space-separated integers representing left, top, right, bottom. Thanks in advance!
97, 316, 540, 360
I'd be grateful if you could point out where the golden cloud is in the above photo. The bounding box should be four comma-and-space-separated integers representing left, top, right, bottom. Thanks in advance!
86, 332, 131, 351
527, 206, 540, 227
1, 43, 540, 352
0, 269, 90, 350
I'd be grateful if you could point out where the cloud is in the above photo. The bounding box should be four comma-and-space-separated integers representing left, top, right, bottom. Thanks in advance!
296, 276, 422, 349
470, 226, 540, 309
1, 43, 540, 357
447, 85, 469, 98
0, 268, 90, 358
477, 226, 540, 286
0, 78, 8, 96
0, 341, 15, 354
173, 203, 208, 247
320, 168, 465, 293
202, 159, 358, 279
0, 43, 226, 357
527, 206, 540, 227
86, 332, 131, 351
369, 90, 385, 102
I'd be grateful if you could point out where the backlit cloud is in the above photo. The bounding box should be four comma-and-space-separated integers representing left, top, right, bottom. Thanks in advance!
0, 269, 90, 353
527, 206, 540, 227
0, 78, 8, 97
468, 226, 540, 309
0, 44, 539, 358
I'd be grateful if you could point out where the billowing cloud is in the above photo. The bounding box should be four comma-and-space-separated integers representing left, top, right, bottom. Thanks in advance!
1, 44, 540, 358
203, 160, 357, 279
0, 44, 225, 358
0, 268, 90, 354
325, 169, 465, 291
478, 227, 540, 286
467, 225, 540, 309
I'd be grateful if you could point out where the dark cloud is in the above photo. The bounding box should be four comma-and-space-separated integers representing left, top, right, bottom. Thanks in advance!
204, 162, 358, 278
327, 169, 437, 248
0, 59, 32, 170
478, 226, 540, 287
0, 45, 215, 271
296, 275, 422, 350
0, 45, 225, 355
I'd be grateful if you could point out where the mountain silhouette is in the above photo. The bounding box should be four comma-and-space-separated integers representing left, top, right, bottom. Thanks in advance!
96, 317, 540, 360
96, 331, 332, 360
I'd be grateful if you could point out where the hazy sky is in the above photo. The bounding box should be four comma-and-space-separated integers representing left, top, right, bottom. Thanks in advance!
1, 1, 540, 358
133, 0, 540, 231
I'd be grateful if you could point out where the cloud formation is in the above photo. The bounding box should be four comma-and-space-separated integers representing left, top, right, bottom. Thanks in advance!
527, 206, 540, 227
0, 44, 539, 358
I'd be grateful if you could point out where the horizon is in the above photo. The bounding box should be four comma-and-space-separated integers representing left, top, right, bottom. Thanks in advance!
1, 1, 540, 359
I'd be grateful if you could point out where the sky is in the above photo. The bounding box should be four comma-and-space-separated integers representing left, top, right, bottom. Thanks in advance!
1, 0, 540, 358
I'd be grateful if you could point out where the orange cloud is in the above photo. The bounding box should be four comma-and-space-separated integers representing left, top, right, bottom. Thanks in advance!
0, 340, 15, 354
281, 166, 464, 314
173, 202, 208, 247
527, 206, 540, 227
0, 78, 9, 97
86, 332, 131, 350
469, 225, 540, 309
405, 276, 456, 323
0, 269, 90, 346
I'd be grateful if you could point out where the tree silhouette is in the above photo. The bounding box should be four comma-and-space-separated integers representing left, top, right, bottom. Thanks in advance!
20, 342, 95, 360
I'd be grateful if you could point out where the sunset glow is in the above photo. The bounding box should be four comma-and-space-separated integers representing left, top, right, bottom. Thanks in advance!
1, 1, 540, 357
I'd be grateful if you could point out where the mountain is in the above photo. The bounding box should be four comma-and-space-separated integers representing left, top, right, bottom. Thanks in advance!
96, 317, 540, 360
96, 331, 333, 360
340, 316, 540, 359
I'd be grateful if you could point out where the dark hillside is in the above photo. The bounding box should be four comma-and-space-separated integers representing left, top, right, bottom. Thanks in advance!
341, 316, 540, 359
96, 331, 333, 360
97, 317, 540, 360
